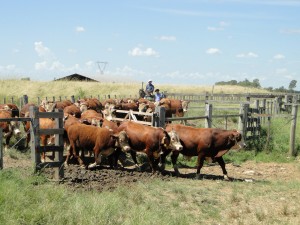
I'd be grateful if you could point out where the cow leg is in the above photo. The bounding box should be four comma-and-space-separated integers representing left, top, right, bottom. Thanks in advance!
88, 147, 101, 169
70, 143, 85, 168
158, 149, 171, 171
64, 144, 72, 167
108, 148, 121, 169
147, 151, 158, 173
196, 154, 205, 179
171, 151, 180, 176
129, 150, 140, 169
214, 157, 230, 180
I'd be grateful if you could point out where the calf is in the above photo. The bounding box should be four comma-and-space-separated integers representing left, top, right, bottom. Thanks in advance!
117, 121, 182, 172
163, 124, 245, 180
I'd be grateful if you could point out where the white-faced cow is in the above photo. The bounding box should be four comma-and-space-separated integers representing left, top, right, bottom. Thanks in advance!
117, 121, 183, 173
163, 124, 245, 180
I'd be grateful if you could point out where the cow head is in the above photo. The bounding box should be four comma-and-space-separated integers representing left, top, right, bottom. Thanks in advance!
138, 103, 148, 112
160, 129, 182, 150
229, 130, 246, 150
181, 100, 190, 112
80, 103, 88, 113
10, 119, 21, 136
113, 131, 131, 152
167, 129, 183, 152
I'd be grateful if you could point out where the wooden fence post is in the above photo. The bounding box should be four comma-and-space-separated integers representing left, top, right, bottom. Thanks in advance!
205, 103, 212, 128
289, 104, 298, 156
255, 100, 259, 113
54, 109, 64, 179
0, 128, 3, 169
71, 95, 75, 103
154, 106, 165, 128
239, 103, 249, 139
29, 106, 41, 173
23, 95, 29, 105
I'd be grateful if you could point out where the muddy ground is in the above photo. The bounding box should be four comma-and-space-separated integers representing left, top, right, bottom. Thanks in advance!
3, 152, 300, 192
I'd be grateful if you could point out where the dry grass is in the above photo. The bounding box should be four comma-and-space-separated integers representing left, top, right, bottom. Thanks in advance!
0, 79, 269, 103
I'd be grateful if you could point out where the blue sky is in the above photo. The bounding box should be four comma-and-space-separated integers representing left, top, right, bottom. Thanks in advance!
1, 0, 300, 89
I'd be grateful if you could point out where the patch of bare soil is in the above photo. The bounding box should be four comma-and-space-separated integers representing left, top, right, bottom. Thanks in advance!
3, 154, 300, 192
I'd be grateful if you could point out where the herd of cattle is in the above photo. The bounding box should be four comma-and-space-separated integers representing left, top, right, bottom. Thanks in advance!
0, 97, 245, 180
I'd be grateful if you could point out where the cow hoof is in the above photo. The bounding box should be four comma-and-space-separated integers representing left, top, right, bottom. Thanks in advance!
134, 164, 142, 171
158, 163, 165, 171
80, 164, 87, 169
224, 175, 231, 181
88, 163, 97, 169
195, 174, 202, 180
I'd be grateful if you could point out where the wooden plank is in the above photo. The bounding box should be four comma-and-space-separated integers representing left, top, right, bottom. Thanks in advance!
36, 145, 64, 153
0, 117, 31, 122
38, 128, 65, 135
36, 111, 64, 119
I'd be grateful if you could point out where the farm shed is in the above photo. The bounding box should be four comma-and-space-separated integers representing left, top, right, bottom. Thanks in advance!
54, 73, 99, 82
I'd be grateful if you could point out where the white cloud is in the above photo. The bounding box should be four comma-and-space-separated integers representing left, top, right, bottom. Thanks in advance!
76, 26, 85, 32
236, 52, 258, 58
85, 61, 94, 68
207, 21, 229, 31
50, 61, 64, 70
157, 35, 176, 41
34, 41, 51, 58
12, 49, 19, 54
206, 48, 221, 54
35, 61, 47, 70
0, 64, 16, 71
68, 48, 77, 54
280, 29, 300, 34
128, 47, 159, 57
273, 54, 285, 59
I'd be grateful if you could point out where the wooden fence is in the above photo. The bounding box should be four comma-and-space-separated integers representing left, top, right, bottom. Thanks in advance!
0, 107, 64, 180
0, 94, 299, 177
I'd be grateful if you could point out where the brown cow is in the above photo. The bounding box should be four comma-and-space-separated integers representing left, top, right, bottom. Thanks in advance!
0, 110, 21, 151
159, 98, 190, 119
80, 109, 103, 126
20, 103, 46, 148
39, 118, 57, 162
117, 121, 183, 172
41, 99, 72, 112
163, 124, 245, 180
66, 123, 130, 168
63, 104, 81, 118
78, 98, 103, 113
0, 103, 20, 117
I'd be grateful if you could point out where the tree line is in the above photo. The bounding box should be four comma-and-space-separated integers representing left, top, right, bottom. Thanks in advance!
215, 79, 298, 93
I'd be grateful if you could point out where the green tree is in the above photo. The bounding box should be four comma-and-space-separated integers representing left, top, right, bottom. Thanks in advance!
288, 80, 297, 92
252, 79, 261, 88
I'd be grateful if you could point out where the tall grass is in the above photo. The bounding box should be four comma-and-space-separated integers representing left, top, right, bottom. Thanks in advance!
0, 79, 269, 104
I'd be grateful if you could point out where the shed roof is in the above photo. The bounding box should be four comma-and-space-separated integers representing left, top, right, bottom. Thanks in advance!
54, 73, 99, 82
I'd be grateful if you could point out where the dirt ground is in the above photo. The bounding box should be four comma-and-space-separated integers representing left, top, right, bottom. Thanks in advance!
3, 153, 300, 192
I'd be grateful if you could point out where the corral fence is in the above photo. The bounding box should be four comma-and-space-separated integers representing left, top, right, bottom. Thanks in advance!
0, 93, 299, 179
0, 107, 64, 180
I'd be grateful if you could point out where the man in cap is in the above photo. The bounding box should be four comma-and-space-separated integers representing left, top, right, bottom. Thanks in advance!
145, 79, 154, 96
154, 89, 163, 103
